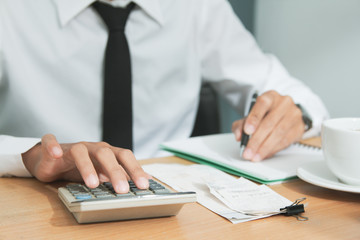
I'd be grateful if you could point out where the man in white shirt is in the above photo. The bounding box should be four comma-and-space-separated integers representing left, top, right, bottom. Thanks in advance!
0, 0, 328, 192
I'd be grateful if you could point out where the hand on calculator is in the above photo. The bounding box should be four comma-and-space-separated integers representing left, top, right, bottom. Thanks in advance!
22, 134, 150, 193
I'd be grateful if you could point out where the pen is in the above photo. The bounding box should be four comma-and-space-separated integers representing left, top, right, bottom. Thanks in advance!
240, 92, 258, 157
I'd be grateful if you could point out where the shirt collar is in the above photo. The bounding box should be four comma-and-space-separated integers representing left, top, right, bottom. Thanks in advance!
54, 0, 164, 27
135, 0, 164, 26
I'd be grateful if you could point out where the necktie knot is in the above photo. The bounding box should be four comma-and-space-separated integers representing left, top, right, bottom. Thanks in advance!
93, 2, 135, 32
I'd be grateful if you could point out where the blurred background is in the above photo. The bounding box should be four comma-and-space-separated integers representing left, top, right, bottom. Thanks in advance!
220, 0, 360, 133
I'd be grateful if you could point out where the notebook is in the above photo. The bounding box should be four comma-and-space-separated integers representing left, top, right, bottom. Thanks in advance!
160, 133, 323, 184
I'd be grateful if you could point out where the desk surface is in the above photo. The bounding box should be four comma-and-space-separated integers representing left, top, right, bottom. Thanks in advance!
2, 148, 360, 239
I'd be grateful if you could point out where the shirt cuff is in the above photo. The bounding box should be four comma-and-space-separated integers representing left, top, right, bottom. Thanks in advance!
0, 154, 33, 177
0, 135, 41, 177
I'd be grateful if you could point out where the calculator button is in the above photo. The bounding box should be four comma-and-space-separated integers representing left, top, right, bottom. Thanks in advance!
74, 192, 91, 196
115, 192, 134, 197
153, 189, 171, 194
103, 182, 113, 187
75, 194, 92, 200
94, 194, 114, 198
149, 185, 165, 190
130, 187, 142, 192
67, 185, 88, 193
68, 190, 82, 194
93, 192, 111, 196
90, 189, 103, 193
134, 190, 153, 195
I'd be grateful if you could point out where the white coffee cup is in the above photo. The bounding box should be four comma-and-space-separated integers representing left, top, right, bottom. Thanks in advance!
322, 118, 360, 186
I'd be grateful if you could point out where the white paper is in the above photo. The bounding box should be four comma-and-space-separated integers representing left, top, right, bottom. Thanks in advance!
207, 179, 292, 215
143, 163, 292, 223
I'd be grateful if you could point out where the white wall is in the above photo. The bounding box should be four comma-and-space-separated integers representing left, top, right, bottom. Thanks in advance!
255, 0, 360, 118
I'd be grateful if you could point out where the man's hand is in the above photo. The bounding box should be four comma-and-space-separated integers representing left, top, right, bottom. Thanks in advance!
232, 90, 306, 162
21, 134, 150, 193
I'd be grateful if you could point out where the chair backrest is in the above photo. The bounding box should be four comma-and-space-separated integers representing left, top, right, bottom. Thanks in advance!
191, 82, 220, 137
191, 0, 254, 137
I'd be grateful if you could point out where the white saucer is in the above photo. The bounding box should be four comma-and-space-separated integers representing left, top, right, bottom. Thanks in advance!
297, 161, 360, 193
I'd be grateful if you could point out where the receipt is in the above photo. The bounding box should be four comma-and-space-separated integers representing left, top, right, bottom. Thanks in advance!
143, 163, 292, 223
207, 178, 292, 216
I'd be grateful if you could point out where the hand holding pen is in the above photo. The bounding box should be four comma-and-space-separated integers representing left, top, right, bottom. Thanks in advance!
232, 90, 307, 162
240, 92, 258, 157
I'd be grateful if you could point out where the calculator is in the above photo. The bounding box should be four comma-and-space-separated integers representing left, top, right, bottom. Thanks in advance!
58, 179, 197, 223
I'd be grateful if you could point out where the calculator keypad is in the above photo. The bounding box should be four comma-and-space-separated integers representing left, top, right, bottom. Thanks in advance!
66, 179, 171, 201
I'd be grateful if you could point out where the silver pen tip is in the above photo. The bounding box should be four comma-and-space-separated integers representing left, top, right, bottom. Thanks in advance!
240, 145, 245, 158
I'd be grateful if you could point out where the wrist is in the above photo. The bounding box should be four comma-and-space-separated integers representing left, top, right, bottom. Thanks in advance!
21, 142, 42, 175
296, 104, 313, 132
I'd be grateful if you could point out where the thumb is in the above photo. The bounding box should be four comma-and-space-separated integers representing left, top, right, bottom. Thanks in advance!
33, 134, 64, 182
232, 119, 245, 141
41, 134, 63, 160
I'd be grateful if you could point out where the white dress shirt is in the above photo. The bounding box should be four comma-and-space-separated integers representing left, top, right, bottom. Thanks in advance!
0, 0, 329, 177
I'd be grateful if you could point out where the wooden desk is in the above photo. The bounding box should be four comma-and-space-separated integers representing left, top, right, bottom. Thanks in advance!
1, 157, 360, 240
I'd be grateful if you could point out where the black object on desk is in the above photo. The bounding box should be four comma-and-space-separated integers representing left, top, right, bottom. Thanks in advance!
240, 92, 258, 157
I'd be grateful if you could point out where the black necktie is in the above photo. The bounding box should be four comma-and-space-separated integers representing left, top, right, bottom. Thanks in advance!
93, 2, 135, 149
